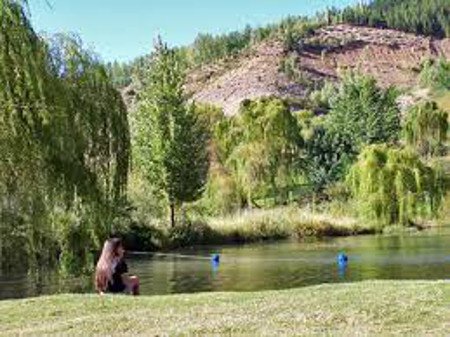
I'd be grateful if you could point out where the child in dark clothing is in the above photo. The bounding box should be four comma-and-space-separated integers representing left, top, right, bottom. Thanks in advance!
95, 238, 139, 295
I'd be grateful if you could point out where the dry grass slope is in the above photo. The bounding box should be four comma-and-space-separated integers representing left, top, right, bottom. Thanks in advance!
188, 24, 450, 115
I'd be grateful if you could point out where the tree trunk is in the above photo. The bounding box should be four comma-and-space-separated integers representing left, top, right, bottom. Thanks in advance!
170, 202, 175, 228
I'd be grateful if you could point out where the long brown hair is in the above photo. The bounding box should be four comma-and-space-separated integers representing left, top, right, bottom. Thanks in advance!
95, 238, 123, 293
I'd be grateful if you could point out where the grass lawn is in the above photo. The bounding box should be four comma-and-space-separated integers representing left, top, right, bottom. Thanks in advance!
1, 281, 449, 336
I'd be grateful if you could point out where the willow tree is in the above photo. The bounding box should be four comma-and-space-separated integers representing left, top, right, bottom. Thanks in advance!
47, 35, 130, 273
215, 98, 304, 207
0, 0, 130, 272
133, 39, 209, 227
403, 101, 448, 157
347, 144, 445, 226
0, 0, 58, 270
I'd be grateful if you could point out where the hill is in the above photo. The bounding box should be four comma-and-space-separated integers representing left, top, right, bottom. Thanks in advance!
184, 24, 450, 115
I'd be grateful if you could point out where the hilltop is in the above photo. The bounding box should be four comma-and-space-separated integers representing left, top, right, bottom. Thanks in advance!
183, 24, 450, 115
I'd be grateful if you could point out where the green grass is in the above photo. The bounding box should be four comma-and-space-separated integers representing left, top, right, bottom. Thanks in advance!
1, 281, 449, 336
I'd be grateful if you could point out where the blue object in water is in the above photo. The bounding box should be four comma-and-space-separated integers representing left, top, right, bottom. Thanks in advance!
338, 262, 347, 278
211, 253, 220, 264
337, 253, 348, 265
337, 253, 348, 279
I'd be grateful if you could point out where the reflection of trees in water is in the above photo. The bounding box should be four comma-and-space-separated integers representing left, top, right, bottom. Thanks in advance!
5, 233, 450, 299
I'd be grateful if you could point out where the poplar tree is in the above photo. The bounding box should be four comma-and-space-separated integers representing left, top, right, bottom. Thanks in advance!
134, 39, 209, 227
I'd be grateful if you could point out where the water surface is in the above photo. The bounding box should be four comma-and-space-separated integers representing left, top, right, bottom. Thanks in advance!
1, 227, 450, 300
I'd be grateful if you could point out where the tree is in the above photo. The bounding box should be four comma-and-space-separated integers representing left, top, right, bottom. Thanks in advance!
133, 38, 209, 227
420, 58, 450, 91
304, 123, 356, 191
334, 0, 450, 38
214, 98, 304, 207
347, 144, 445, 226
403, 101, 448, 157
0, 0, 130, 273
326, 74, 401, 151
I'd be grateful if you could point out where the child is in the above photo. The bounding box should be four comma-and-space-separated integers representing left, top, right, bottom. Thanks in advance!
95, 237, 140, 295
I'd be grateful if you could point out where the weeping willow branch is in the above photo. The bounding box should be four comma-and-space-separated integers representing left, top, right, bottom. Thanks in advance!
0, 0, 130, 273
347, 144, 445, 226
403, 101, 448, 158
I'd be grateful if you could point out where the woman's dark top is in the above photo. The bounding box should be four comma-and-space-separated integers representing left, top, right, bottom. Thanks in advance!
107, 259, 128, 293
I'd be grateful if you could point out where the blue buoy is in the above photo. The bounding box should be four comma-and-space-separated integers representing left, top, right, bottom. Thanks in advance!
337, 253, 348, 279
337, 253, 348, 265
211, 253, 220, 264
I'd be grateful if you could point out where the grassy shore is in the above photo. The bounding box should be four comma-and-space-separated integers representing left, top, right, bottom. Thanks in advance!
147, 207, 379, 250
206, 207, 376, 241
1, 281, 449, 336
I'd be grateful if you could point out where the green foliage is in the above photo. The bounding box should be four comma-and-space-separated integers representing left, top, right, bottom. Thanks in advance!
109, 0, 449, 88
200, 167, 242, 216
326, 74, 401, 150
278, 16, 321, 51
304, 123, 356, 191
214, 98, 304, 207
106, 60, 133, 87
191, 26, 254, 65
119, 222, 163, 252
188, 17, 320, 66
133, 39, 210, 227
0, 1, 130, 273
299, 74, 401, 191
111, 16, 323, 87
334, 0, 450, 38
420, 58, 450, 91
403, 101, 448, 157
166, 220, 217, 248
309, 81, 339, 112
347, 144, 445, 226
279, 52, 312, 86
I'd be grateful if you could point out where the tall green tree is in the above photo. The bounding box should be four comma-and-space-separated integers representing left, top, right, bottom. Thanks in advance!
0, 0, 130, 272
326, 74, 401, 151
133, 39, 209, 227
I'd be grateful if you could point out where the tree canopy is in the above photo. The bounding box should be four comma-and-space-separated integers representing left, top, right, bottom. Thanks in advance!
132, 39, 209, 227
0, 0, 130, 272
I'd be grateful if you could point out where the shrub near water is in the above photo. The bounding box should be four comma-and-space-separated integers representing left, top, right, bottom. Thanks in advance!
403, 101, 448, 157
347, 144, 445, 227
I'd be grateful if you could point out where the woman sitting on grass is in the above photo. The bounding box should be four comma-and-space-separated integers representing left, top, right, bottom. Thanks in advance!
95, 237, 140, 295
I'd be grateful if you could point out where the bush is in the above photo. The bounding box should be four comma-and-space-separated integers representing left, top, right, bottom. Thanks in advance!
120, 223, 164, 252
420, 58, 450, 91
167, 220, 218, 248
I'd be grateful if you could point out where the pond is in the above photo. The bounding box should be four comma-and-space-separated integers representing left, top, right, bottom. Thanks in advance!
1, 227, 450, 300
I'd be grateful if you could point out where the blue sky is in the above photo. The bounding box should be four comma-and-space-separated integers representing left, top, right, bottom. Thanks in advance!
29, 0, 359, 63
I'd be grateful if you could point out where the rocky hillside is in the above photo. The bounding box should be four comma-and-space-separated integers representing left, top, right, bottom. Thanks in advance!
124, 24, 450, 115
185, 24, 450, 115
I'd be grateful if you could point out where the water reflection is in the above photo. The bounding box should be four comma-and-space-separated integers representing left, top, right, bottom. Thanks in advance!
1, 227, 450, 300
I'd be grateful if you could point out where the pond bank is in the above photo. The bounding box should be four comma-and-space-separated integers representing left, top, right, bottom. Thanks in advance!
1, 280, 448, 336
125, 207, 379, 251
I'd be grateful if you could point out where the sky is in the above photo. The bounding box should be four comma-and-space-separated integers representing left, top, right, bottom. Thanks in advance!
29, 0, 359, 63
